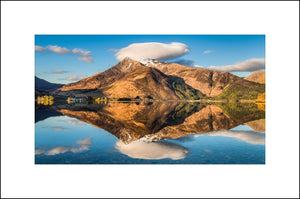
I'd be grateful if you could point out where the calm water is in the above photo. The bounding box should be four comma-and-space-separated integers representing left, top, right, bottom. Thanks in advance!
35, 102, 265, 164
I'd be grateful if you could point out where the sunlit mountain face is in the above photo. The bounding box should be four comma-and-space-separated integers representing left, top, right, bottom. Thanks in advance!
35, 102, 265, 164
54, 58, 264, 100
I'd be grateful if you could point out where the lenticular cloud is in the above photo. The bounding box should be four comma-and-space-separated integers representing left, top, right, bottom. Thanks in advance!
115, 42, 190, 62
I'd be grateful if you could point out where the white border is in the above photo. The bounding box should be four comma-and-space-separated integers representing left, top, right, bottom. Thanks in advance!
1, 1, 299, 198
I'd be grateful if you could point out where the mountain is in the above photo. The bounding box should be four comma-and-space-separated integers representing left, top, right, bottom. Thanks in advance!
35, 76, 64, 91
58, 58, 204, 100
148, 61, 265, 99
56, 58, 264, 100
244, 70, 265, 84
59, 58, 141, 91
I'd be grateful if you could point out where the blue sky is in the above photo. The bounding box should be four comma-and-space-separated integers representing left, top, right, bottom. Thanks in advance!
35, 35, 265, 84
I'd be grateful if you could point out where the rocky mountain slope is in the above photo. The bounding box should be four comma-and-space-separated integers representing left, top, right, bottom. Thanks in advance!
244, 70, 265, 84
149, 62, 264, 98
56, 57, 264, 100
58, 58, 204, 100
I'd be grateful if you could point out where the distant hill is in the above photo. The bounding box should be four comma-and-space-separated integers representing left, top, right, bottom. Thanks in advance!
56, 58, 264, 100
245, 71, 265, 84
35, 76, 64, 91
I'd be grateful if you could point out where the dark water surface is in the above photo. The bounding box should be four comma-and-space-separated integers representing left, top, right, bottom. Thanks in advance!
35, 102, 265, 164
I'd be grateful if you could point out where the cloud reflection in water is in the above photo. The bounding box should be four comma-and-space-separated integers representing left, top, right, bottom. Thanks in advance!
197, 130, 265, 145
35, 137, 92, 156
115, 140, 189, 160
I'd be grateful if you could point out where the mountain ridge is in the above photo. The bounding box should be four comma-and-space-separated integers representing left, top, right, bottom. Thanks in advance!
58, 58, 204, 100
54, 58, 264, 100
149, 61, 263, 97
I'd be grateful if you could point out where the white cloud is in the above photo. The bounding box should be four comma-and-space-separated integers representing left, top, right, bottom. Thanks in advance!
45, 146, 73, 155
78, 54, 93, 63
71, 48, 81, 54
36, 45, 93, 63
115, 140, 189, 160
115, 42, 190, 62
62, 74, 88, 81
196, 130, 265, 145
52, 70, 70, 74
77, 138, 92, 145
47, 45, 72, 54
35, 45, 46, 51
35, 149, 44, 155
203, 50, 213, 54
59, 119, 87, 126
73, 48, 93, 63
51, 126, 69, 131
35, 137, 92, 156
195, 58, 265, 72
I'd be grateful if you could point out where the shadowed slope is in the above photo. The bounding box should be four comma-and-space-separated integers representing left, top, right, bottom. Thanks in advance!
35, 76, 64, 91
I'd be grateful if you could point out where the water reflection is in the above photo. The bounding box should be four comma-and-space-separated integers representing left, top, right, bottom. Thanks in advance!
197, 130, 265, 145
58, 119, 87, 127
35, 102, 265, 164
53, 102, 264, 143
36, 137, 92, 156
245, 119, 265, 132
115, 140, 189, 160
51, 126, 69, 131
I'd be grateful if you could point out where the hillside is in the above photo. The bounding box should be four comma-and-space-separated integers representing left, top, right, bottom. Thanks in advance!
150, 62, 265, 99
245, 70, 265, 84
59, 58, 142, 91
55, 58, 264, 100
58, 58, 204, 100
35, 76, 64, 91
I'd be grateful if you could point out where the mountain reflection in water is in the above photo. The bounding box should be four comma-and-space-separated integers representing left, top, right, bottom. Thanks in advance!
35, 102, 265, 164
